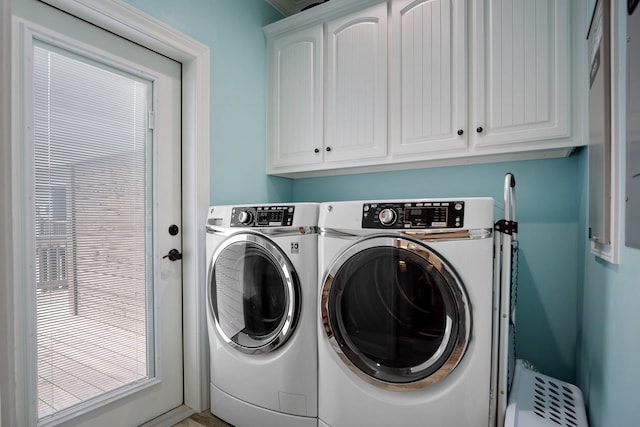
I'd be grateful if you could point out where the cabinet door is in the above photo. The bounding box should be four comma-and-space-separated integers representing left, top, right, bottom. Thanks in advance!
471, 0, 570, 147
267, 25, 323, 171
325, 2, 387, 163
390, 0, 467, 155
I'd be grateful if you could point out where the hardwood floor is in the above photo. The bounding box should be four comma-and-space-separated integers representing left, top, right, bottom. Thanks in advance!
172, 411, 233, 427
37, 288, 147, 417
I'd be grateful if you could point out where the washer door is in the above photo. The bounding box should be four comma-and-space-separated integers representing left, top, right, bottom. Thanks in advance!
322, 235, 471, 389
209, 233, 300, 354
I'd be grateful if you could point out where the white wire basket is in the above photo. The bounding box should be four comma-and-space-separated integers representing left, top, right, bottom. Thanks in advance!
505, 359, 589, 427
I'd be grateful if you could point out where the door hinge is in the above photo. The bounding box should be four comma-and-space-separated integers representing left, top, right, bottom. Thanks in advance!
148, 111, 156, 130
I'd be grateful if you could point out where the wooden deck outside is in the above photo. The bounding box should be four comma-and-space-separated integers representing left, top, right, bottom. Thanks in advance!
37, 287, 147, 418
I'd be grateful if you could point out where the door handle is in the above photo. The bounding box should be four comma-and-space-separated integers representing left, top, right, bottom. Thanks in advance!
162, 249, 182, 261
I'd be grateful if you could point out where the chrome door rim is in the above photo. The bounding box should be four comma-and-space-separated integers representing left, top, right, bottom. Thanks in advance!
208, 232, 300, 354
321, 235, 471, 390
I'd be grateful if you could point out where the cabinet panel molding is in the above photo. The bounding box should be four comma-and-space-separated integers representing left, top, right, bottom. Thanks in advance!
325, 2, 388, 162
267, 25, 324, 170
390, 0, 467, 155
472, 0, 570, 147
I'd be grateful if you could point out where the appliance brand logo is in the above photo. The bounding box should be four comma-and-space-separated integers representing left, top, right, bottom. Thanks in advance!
290, 242, 299, 254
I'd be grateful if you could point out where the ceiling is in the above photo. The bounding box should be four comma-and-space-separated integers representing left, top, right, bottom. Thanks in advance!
266, 0, 329, 16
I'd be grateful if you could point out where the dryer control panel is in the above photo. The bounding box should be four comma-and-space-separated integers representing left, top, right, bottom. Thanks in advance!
362, 201, 464, 229
231, 205, 295, 227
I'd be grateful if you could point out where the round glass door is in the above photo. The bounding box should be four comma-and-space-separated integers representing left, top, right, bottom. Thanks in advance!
321, 236, 470, 389
209, 233, 300, 354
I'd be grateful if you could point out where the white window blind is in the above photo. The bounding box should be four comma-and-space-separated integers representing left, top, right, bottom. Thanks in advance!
33, 41, 154, 419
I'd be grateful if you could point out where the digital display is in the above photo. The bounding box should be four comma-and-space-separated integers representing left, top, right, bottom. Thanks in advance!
257, 210, 284, 224
404, 207, 447, 226
405, 208, 428, 225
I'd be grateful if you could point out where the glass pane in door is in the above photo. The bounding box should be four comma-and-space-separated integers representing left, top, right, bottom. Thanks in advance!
33, 42, 153, 419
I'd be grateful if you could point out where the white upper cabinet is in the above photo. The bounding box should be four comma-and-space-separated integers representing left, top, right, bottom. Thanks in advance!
470, 0, 570, 149
390, 0, 467, 155
266, 25, 324, 170
264, 0, 585, 177
391, 0, 573, 158
265, 0, 388, 175
325, 2, 388, 163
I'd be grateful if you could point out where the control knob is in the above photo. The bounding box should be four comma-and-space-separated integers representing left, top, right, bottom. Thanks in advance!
237, 210, 253, 225
378, 208, 397, 226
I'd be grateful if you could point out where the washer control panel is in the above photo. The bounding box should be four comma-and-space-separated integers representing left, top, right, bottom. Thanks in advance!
231, 205, 295, 227
362, 201, 465, 229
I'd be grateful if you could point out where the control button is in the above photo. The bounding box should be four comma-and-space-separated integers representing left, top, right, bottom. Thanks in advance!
379, 208, 397, 226
455, 203, 463, 211
237, 210, 253, 225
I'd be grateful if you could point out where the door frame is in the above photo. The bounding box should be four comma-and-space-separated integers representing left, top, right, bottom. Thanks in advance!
1, 0, 15, 426
3, 0, 210, 424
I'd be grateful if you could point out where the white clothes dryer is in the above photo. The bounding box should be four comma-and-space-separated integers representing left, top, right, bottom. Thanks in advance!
317, 198, 496, 427
206, 203, 318, 427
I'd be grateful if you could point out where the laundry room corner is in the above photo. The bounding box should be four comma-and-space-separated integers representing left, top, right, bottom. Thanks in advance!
6, 0, 640, 425
293, 156, 583, 383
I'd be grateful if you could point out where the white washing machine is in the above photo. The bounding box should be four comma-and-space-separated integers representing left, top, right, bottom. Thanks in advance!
206, 203, 318, 427
317, 198, 496, 427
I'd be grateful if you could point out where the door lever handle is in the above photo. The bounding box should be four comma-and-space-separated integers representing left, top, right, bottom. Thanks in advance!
163, 248, 182, 261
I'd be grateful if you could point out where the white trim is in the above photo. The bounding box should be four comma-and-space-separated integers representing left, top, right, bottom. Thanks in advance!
138, 405, 196, 427
24, 0, 211, 414
591, 0, 622, 264
0, 0, 15, 425
12, 19, 37, 426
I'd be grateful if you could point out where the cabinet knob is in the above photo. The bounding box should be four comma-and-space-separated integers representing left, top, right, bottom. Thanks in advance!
476, 126, 484, 133
457, 129, 464, 136
314, 148, 320, 153
326, 147, 332, 152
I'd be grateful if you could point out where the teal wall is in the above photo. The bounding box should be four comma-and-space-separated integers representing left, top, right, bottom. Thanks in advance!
124, 0, 292, 204
124, 0, 640, 424
575, 1, 640, 426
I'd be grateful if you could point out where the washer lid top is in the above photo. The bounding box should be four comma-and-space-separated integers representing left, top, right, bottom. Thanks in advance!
322, 235, 471, 390
208, 232, 300, 354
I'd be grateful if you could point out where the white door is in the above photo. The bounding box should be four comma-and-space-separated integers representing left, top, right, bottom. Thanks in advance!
16, 5, 183, 426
